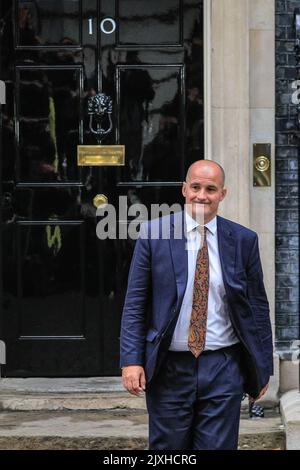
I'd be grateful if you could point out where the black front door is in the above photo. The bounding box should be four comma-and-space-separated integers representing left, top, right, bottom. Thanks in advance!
0, 0, 204, 376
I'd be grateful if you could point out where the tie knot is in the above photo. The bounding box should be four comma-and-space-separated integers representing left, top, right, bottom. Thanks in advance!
198, 225, 207, 239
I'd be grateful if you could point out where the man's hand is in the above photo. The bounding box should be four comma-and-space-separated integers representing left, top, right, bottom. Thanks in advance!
122, 365, 146, 397
249, 382, 269, 401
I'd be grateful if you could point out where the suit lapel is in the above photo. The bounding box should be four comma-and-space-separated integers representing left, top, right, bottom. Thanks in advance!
169, 211, 188, 302
169, 213, 236, 300
216, 215, 236, 284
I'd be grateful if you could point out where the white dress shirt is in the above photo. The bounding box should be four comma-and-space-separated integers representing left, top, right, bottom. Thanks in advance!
169, 211, 239, 351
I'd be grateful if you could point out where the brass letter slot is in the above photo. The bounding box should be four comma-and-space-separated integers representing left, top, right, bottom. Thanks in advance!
253, 143, 271, 187
77, 145, 125, 166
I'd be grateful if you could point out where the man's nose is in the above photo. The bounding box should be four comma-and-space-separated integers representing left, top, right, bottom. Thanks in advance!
195, 189, 207, 200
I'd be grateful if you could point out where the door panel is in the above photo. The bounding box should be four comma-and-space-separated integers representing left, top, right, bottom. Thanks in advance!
117, 0, 182, 47
0, 0, 204, 376
17, 221, 84, 337
17, 0, 82, 47
118, 65, 184, 182
17, 66, 83, 182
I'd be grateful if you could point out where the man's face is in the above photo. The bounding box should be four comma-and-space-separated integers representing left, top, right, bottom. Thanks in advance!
182, 163, 227, 223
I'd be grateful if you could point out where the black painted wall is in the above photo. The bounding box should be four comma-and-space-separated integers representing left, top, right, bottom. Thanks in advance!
275, 0, 299, 356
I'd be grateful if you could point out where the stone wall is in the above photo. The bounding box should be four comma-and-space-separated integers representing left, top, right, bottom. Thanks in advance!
210, 0, 276, 341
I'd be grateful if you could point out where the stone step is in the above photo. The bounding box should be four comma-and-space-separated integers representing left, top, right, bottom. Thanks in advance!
0, 378, 277, 412
238, 410, 285, 450
0, 409, 285, 450
0, 379, 285, 450
0, 377, 145, 411
0, 409, 147, 450
0, 393, 278, 413
0, 377, 125, 394
0, 392, 146, 411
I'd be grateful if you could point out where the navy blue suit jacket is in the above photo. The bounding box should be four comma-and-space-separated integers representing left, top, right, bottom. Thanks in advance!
120, 212, 273, 398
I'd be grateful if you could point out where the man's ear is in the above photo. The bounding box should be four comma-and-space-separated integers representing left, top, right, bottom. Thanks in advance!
220, 187, 227, 201
182, 182, 187, 198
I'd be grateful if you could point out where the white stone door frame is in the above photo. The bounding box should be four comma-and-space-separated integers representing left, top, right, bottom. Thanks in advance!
204, 0, 278, 398
204, 0, 212, 161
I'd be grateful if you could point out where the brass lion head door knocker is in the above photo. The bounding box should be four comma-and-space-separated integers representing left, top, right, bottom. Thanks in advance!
87, 93, 113, 144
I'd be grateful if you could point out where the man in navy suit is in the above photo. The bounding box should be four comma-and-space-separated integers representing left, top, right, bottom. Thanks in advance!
120, 160, 273, 450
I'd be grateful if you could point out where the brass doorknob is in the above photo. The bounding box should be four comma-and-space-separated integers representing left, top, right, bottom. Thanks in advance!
255, 155, 270, 172
93, 194, 108, 208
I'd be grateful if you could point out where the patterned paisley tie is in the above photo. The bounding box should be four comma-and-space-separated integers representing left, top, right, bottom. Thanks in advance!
188, 226, 209, 357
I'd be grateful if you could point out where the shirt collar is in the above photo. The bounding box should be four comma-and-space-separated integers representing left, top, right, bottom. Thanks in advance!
184, 210, 217, 236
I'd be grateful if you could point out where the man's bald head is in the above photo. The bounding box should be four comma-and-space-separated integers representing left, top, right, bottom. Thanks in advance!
182, 159, 227, 223
185, 160, 225, 187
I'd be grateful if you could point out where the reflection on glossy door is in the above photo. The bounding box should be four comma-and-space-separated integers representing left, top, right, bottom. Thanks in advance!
0, 0, 204, 376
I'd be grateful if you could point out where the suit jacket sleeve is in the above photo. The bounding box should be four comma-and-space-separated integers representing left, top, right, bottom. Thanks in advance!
120, 223, 151, 368
246, 234, 273, 376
